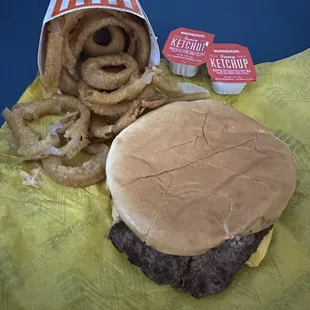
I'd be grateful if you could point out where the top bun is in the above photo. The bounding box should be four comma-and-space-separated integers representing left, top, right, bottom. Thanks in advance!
106, 100, 296, 256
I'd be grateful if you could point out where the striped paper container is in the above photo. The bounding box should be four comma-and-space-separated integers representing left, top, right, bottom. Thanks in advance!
38, 0, 160, 73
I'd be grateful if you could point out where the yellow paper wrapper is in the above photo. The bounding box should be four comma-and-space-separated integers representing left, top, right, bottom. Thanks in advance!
1, 50, 310, 310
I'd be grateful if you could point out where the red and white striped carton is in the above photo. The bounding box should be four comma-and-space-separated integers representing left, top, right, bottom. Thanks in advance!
38, 0, 160, 74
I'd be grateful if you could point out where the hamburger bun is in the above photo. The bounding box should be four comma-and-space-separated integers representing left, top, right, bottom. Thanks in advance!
106, 99, 296, 256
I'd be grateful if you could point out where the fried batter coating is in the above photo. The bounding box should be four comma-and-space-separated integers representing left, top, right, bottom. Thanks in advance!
3, 102, 61, 159
42, 146, 109, 188
3, 96, 90, 160
90, 95, 167, 141
152, 75, 184, 96
83, 142, 109, 156
166, 92, 209, 104
81, 53, 139, 90
41, 17, 64, 98
90, 100, 145, 140
59, 68, 80, 97
80, 69, 155, 105
4, 8, 212, 190
107, 10, 151, 71
63, 10, 90, 74
42, 95, 91, 159
69, 14, 133, 75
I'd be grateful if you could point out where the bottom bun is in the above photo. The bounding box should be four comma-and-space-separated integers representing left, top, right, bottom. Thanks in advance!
109, 221, 272, 298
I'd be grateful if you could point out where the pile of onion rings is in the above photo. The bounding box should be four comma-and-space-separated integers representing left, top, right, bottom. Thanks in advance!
3, 8, 209, 188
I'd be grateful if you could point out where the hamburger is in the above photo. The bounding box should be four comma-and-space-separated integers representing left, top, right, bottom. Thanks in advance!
106, 99, 296, 298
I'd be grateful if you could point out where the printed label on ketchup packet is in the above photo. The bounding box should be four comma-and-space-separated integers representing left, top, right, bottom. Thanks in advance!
205, 44, 256, 83
163, 28, 215, 66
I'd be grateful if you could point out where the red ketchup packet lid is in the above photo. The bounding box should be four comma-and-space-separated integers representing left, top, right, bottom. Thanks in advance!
163, 28, 215, 67
205, 43, 256, 83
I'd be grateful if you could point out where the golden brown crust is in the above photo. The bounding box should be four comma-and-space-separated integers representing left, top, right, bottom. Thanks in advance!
166, 92, 209, 104
152, 75, 184, 96
80, 53, 139, 90
41, 17, 64, 98
3, 96, 90, 160
83, 142, 109, 156
69, 14, 133, 75
59, 68, 80, 97
79, 69, 155, 105
107, 10, 151, 71
62, 10, 90, 74
106, 100, 296, 256
90, 100, 145, 140
42, 148, 108, 188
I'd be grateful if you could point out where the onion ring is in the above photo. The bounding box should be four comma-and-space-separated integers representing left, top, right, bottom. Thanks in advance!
107, 10, 150, 71
166, 92, 209, 104
3, 96, 90, 159
95, 9, 137, 57
140, 76, 209, 104
48, 111, 79, 136
81, 53, 139, 90
90, 100, 146, 140
89, 114, 108, 138
41, 17, 64, 98
3, 102, 63, 158
59, 68, 79, 97
152, 75, 184, 96
126, 33, 137, 57
141, 97, 168, 110
83, 141, 110, 155
69, 14, 133, 75
79, 81, 128, 116
42, 95, 91, 159
63, 10, 90, 74
64, 10, 90, 34
90, 95, 168, 141
88, 91, 206, 141
42, 147, 109, 188
83, 26, 126, 57
83, 100, 133, 117
136, 84, 167, 101
79, 81, 133, 117
135, 85, 169, 109
80, 69, 155, 105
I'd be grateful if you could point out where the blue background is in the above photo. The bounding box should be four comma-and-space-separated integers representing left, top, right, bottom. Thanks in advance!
0, 0, 309, 117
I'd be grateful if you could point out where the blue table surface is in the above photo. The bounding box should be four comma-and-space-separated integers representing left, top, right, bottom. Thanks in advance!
0, 0, 309, 122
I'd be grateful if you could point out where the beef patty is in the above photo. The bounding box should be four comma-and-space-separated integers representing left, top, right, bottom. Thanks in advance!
109, 221, 272, 298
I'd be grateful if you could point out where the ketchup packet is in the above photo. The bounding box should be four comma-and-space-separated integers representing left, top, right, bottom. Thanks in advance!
163, 28, 215, 77
205, 43, 256, 95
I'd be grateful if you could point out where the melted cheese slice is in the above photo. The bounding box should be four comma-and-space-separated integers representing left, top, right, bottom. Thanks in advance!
246, 229, 274, 268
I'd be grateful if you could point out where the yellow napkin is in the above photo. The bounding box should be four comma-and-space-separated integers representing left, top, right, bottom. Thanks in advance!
1, 50, 310, 310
